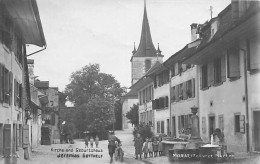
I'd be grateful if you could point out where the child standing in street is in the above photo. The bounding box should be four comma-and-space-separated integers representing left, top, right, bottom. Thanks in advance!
95, 135, 99, 148
142, 138, 149, 158
158, 137, 163, 156
134, 133, 143, 160
90, 136, 94, 148
153, 137, 159, 157
148, 138, 153, 157
85, 136, 89, 148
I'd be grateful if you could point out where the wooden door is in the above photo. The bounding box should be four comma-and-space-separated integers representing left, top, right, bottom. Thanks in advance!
3, 124, 11, 156
254, 111, 260, 151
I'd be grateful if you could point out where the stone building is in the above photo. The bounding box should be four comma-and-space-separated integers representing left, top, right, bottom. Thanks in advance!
0, 0, 46, 158
184, 0, 260, 153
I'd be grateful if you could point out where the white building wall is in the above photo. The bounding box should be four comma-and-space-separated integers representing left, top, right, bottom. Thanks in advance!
171, 66, 199, 138
122, 98, 138, 130
154, 83, 170, 135
198, 49, 247, 153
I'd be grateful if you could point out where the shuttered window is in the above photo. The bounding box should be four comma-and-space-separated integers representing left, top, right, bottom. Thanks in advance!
179, 83, 183, 100
227, 49, 240, 78
183, 81, 187, 100
221, 55, 226, 82
175, 85, 179, 102
247, 37, 260, 70
201, 65, 208, 89
0, 64, 3, 103
214, 58, 222, 84
171, 86, 176, 102
235, 114, 245, 133
157, 121, 160, 133
208, 62, 214, 86
161, 121, 165, 134
191, 78, 195, 98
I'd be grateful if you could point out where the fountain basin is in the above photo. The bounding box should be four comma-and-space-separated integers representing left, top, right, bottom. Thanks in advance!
199, 144, 222, 163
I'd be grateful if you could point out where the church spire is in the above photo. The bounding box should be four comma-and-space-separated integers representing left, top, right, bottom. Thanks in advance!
133, 0, 159, 58
132, 42, 137, 55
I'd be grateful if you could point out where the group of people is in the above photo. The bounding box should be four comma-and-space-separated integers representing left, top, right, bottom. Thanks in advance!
85, 136, 99, 148
134, 133, 163, 159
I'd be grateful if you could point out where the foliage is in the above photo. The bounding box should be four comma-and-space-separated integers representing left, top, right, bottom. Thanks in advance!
126, 104, 139, 126
64, 63, 125, 138
133, 122, 154, 141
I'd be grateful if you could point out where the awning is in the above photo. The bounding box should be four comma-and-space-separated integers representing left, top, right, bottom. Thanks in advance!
3, 0, 46, 47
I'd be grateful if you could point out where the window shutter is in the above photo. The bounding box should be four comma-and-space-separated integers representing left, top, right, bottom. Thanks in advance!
207, 62, 214, 86
192, 78, 195, 98
165, 96, 168, 107
221, 54, 226, 82
156, 99, 159, 109
0, 64, 3, 102
249, 37, 260, 70
239, 115, 245, 133
9, 71, 13, 105
218, 115, 224, 133
176, 85, 179, 102
227, 49, 240, 78
178, 116, 181, 133
14, 79, 17, 106
246, 40, 251, 70
183, 81, 187, 100
19, 84, 23, 107
199, 66, 202, 90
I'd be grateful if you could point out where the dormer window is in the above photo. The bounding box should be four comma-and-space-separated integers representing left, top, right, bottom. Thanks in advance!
210, 19, 219, 38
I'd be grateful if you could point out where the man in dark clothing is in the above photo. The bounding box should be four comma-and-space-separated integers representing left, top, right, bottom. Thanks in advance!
108, 131, 120, 163
134, 133, 143, 159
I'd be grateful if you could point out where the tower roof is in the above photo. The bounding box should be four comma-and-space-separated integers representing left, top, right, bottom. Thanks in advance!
133, 1, 162, 58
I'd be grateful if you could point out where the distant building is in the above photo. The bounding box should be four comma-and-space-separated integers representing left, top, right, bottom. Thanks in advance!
0, 0, 46, 157
122, 1, 163, 130
184, 0, 260, 153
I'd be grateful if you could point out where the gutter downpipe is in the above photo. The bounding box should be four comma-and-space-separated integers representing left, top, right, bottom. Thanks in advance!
238, 47, 250, 152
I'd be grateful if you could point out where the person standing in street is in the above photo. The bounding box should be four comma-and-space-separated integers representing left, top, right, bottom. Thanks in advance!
134, 133, 143, 160
142, 138, 149, 158
85, 136, 89, 148
108, 131, 121, 163
153, 137, 159, 157
95, 135, 99, 148
158, 137, 163, 156
148, 138, 153, 157
90, 136, 94, 148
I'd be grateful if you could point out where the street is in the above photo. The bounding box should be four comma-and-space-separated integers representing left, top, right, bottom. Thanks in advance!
1, 129, 260, 164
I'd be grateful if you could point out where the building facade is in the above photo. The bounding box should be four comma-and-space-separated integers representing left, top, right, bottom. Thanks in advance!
0, 0, 46, 157
184, 0, 260, 153
122, 1, 163, 130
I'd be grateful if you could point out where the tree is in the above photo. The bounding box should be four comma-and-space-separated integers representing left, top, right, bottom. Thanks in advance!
126, 104, 139, 126
64, 63, 125, 138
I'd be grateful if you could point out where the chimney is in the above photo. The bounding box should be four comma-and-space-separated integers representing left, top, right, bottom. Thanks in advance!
232, 0, 247, 21
190, 23, 198, 42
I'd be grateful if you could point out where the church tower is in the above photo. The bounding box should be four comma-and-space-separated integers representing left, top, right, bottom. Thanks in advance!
131, 1, 164, 85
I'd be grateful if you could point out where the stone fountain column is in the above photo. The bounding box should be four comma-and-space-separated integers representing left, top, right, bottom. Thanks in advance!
190, 106, 201, 140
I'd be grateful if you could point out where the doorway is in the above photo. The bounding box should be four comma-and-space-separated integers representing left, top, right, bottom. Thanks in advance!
253, 111, 260, 151
209, 116, 215, 138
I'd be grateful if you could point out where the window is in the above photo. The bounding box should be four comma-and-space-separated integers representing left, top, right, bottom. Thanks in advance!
214, 58, 222, 84
186, 64, 192, 69
157, 121, 160, 133
3, 67, 12, 105
161, 121, 165, 134
178, 115, 192, 135
186, 80, 193, 98
171, 65, 175, 77
0, 64, 4, 103
165, 96, 168, 108
247, 37, 260, 71
235, 114, 245, 133
15, 36, 23, 65
227, 49, 240, 79
201, 64, 208, 89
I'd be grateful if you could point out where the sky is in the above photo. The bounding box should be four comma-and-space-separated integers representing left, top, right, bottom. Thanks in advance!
28, 0, 230, 92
